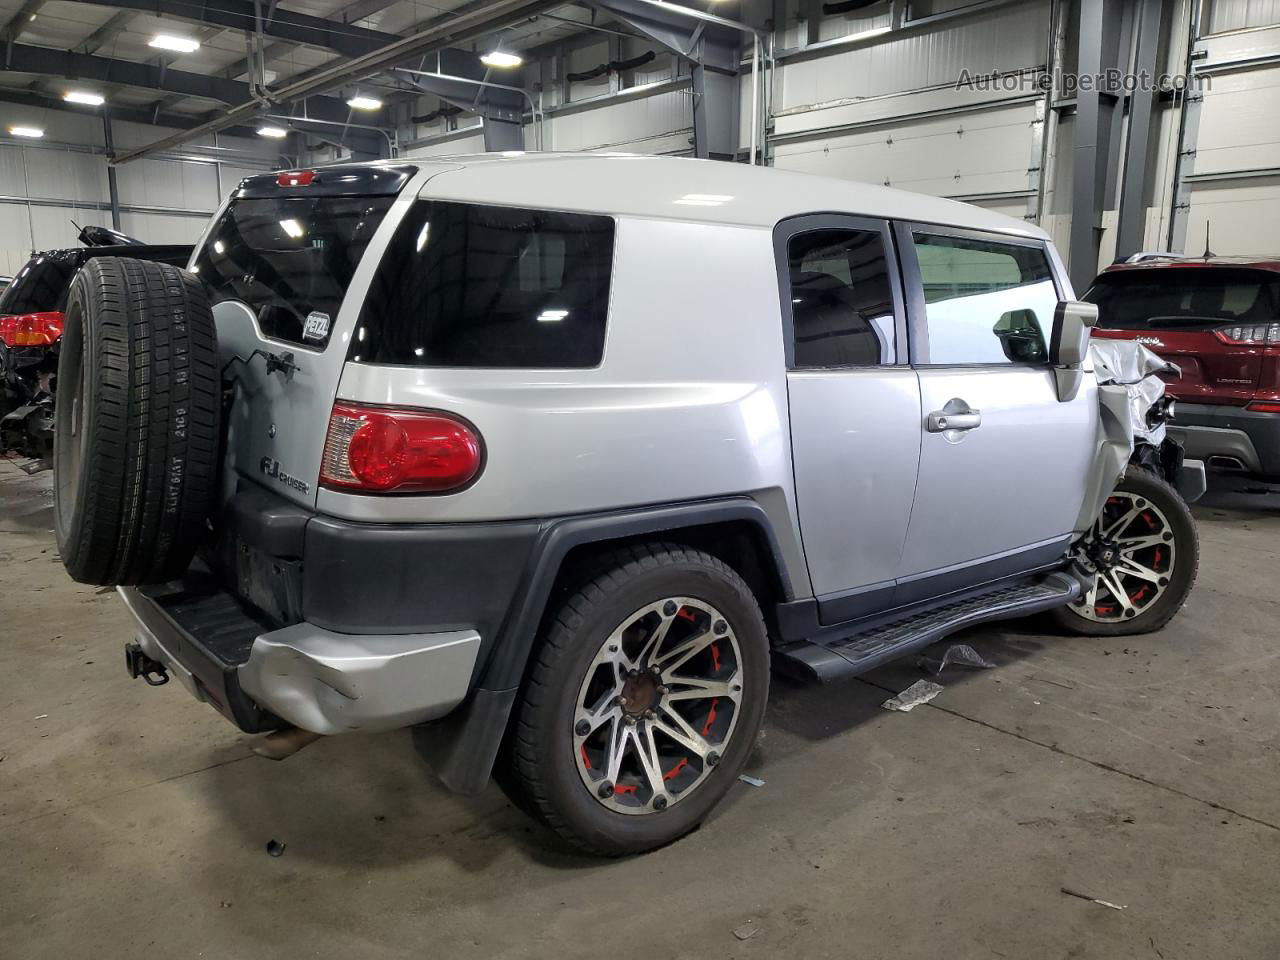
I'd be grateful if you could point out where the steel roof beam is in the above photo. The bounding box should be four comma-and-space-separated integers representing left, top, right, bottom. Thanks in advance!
71, 0, 402, 59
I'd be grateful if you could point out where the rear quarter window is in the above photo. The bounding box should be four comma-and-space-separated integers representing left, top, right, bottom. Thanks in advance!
351, 200, 615, 368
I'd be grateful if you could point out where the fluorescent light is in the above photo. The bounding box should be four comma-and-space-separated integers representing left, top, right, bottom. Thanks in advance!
415, 223, 430, 252
9, 126, 43, 138
673, 193, 734, 206
279, 219, 304, 238
257, 125, 288, 138
346, 95, 382, 110
64, 91, 105, 106
538, 309, 569, 323
480, 50, 523, 68
149, 34, 200, 54
212, 240, 225, 254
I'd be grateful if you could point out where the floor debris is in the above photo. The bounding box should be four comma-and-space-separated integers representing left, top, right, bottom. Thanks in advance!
265, 840, 287, 857
918, 644, 995, 675
882, 680, 945, 712
732, 921, 760, 941
738, 774, 765, 788
1061, 887, 1127, 911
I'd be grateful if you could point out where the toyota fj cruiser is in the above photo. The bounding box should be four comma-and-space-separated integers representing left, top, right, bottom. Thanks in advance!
52, 154, 1202, 855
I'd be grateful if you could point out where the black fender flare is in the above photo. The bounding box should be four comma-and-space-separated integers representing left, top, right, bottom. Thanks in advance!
413, 496, 796, 794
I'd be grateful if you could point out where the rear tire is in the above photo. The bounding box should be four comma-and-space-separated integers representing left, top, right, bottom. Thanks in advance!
53, 257, 220, 585
1052, 468, 1199, 636
502, 543, 769, 856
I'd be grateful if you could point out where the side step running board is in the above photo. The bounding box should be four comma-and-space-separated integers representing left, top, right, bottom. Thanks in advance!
774, 574, 1081, 683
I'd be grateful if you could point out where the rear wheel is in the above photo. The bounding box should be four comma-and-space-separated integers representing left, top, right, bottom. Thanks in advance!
502, 544, 769, 856
1052, 468, 1199, 636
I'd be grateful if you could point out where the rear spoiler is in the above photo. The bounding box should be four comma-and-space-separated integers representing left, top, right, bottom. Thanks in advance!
234, 164, 419, 200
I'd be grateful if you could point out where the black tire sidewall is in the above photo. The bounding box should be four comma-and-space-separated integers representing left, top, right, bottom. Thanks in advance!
527, 554, 769, 855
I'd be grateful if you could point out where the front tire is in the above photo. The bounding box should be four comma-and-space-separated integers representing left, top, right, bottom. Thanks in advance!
503, 543, 769, 856
1052, 468, 1199, 636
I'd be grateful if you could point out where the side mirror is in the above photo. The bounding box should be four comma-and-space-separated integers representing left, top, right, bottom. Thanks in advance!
1050, 300, 1098, 368
1049, 300, 1098, 403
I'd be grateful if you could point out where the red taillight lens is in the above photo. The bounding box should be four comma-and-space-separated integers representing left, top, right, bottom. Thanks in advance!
277, 170, 316, 187
320, 403, 483, 493
1246, 401, 1280, 414
1214, 323, 1280, 345
0, 311, 64, 347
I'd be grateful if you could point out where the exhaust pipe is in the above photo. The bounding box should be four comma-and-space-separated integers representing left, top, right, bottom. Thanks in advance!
1207, 455, 1247, 471
252, 726, 323, 761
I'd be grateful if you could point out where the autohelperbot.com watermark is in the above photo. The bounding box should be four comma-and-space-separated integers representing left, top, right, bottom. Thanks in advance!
955, 68, 1208, 95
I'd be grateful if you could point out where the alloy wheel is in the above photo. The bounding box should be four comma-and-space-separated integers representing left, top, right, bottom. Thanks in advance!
1071, 491, 1177, 622
572, 596, 744, 815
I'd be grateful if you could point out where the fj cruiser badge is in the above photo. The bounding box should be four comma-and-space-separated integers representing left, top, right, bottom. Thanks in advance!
1135, 336, 1165, 347
302, 311, 331, 342
259, 456, 309, 494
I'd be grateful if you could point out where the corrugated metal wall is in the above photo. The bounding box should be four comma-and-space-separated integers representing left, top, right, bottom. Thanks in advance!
0, 113, 275, 276
1208, 0, 1280, 32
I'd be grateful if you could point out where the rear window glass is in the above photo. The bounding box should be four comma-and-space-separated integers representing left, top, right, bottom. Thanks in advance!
351, 200, 614, 368
191, 195, 395, 348
1086, 267, 1280, 330
0, 255, 78, 315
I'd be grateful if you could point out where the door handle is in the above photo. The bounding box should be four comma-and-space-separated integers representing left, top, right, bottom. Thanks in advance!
927, 409, 981, 432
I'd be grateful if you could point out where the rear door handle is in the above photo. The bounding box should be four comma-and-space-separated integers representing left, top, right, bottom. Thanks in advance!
927, 410, 982, 432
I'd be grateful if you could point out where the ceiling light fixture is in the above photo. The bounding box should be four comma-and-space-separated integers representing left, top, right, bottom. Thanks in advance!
9, 126, 44, 138
346, 95, 383, 110
480, 50, 523, 68
64, 91, 105, 106
149, 34, 201, 53
257, 125, 288, 138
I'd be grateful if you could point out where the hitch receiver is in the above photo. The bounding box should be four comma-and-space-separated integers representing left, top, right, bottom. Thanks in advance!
125, 642, 170, 686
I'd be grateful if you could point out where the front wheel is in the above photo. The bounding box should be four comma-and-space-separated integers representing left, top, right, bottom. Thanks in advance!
1052, 468, 1199, 636
502, 543, 769, 856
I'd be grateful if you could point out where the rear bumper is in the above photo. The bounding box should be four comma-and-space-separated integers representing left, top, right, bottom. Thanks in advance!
120, 582, 480, 735
1167, 402, 1280, 478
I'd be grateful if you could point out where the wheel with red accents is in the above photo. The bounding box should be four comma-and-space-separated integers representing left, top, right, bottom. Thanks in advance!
1052, 468, 1199, 636
503, 543, 769, 856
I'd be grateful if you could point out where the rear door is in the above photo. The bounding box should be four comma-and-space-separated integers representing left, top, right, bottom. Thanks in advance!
1086, 266, 1280, 405
778, 215, 921, 624
189, 164, 445, 507
893, 224, 1096, 604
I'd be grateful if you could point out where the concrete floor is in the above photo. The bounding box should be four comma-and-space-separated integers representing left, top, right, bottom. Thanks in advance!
2, 457, 1278, 960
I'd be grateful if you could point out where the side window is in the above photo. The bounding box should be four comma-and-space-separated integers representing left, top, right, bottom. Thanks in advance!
912, 233, 1058, 365
786, 229, 896, 367
353, 200, 614, 368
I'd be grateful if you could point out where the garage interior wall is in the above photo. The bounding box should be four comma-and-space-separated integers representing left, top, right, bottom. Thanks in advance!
0, 115, 277, 276
3, 0, 1278, 283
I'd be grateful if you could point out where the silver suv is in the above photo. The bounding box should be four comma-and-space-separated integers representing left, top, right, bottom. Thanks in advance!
51, 154, 1203, 855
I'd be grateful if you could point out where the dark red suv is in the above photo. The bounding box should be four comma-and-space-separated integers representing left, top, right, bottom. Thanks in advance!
1087, 256, 1280, 480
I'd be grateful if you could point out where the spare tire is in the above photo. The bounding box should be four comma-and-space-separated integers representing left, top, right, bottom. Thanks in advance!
54, 257, 220, 585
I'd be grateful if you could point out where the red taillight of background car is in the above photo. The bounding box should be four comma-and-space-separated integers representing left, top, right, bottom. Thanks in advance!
1214, 323, 1280, 345
0, 311, 64, 347
319, 403, 484, 493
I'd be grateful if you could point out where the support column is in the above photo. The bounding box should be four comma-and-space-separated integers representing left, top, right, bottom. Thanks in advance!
1115, 0, 1166, 260
1068, 0, 1128, 292
102, 111, 122, 231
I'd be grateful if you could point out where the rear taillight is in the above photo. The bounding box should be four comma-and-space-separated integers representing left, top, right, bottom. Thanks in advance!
319, 403, 483, 493
0, 311, 64, 347
1246, 401, 1280, 414
1214, 323, 1280, 345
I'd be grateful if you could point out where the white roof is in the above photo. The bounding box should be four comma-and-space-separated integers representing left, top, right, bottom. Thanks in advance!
415, 153, 1049, 240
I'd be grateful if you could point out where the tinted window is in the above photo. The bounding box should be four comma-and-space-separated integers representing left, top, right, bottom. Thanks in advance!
787, 229, 896, 367
353, 200, 614, 368
191, 194, 394, 348
913, 233, 1057, 365
0, 255, 79, 315
1086, 267, 1280, 330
